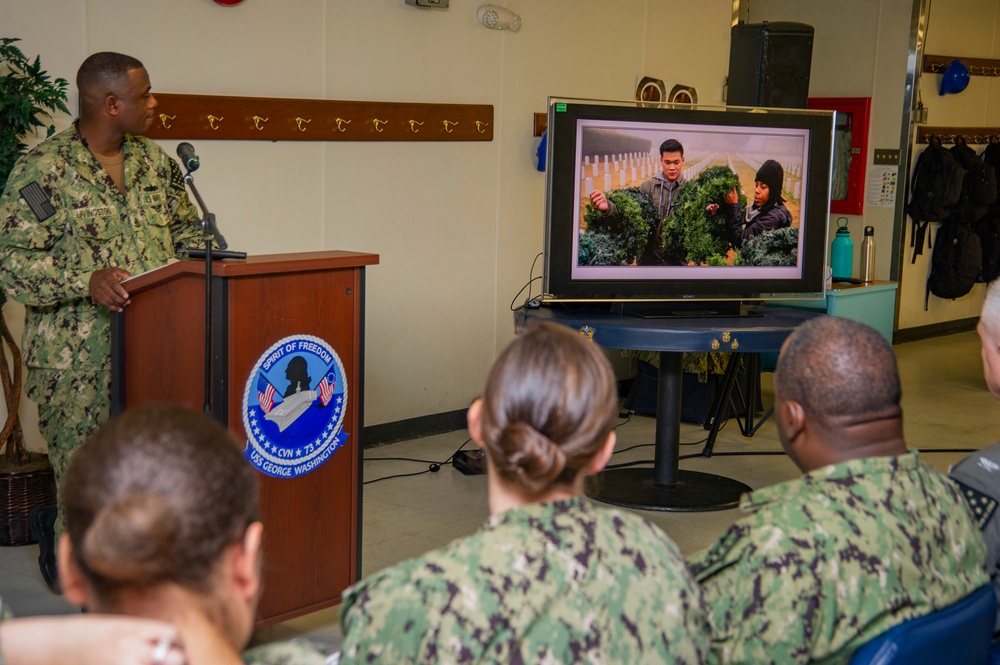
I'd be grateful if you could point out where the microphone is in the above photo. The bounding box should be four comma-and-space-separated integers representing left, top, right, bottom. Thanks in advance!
176, 142, 200, 173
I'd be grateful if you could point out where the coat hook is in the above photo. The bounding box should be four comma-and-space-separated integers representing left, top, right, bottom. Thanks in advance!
295, 117, 311, 132
443, 120, 458, 133
372, 118, 388, 132
159, 113, 176, 129
335, 118, 351, 132
476, 120, 489, 133
253, 115, 269, 131
207, 115, 223, 130
409, 119, 424, 133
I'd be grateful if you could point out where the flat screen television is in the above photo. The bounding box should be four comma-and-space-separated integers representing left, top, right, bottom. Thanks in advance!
542, 98, 834, 313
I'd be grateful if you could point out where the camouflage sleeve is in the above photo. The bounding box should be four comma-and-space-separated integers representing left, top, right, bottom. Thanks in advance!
0, 595, 11, 665
0, 163, 93, 307
338, 567, 434, 665
242, 638, 335, 665
693, 523, 821, 665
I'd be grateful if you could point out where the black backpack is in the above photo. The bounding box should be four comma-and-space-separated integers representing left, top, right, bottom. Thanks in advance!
908, 138, 966, 262
951, 140, 997, 220
982, 141, 1000, 213
925, 218, 982, 309
974, 213, 1000, 283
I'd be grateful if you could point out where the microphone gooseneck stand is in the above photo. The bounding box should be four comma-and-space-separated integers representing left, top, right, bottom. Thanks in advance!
180, 157, 245, 415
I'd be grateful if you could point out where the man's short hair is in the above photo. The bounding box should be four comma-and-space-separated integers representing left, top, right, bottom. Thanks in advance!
659, 139, 684, 157
76, 52, 144, 95
775, 316, 901, 423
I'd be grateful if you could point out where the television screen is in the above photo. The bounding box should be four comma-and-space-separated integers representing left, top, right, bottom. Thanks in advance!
542, 98, 834, 305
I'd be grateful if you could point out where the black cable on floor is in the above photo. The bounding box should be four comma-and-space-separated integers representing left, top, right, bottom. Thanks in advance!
363, 438, 473, 485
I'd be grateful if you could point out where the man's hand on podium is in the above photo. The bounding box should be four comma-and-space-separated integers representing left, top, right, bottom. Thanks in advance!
89, 267, 132, 312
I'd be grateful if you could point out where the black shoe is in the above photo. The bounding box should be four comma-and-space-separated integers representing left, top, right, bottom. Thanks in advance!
28, 506, 60, 594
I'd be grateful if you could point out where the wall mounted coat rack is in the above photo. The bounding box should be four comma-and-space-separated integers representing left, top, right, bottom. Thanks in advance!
923, 54, 1000, 77
144, 93, 493, 142
916, 127, 1000, 144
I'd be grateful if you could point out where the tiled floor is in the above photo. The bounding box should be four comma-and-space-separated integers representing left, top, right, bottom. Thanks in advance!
2, 329, 996, 653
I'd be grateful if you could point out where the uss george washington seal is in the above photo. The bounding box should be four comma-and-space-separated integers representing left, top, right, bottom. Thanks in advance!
242, 334, 349, 478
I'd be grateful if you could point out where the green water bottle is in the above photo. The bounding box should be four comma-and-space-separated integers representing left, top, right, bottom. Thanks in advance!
830, 217, 854, 281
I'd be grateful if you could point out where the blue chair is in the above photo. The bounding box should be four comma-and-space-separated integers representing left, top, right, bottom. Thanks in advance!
848, 585, 996, 665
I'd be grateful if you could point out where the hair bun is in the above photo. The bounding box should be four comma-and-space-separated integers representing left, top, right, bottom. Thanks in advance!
81, 491, 180, 587
497, 422, 567, 493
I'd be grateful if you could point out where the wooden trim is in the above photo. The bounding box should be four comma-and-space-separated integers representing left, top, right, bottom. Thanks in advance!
892, 318, 976, 344
533, 112, 547, 137
923, 54, 1000, 77
123, 250, 380, 292
915, 127, 1000, 144
363, 409, 468, 447
145, 93, 493, 142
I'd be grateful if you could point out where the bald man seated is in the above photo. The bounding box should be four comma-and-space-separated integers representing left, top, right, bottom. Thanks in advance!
688, 316, 988, 665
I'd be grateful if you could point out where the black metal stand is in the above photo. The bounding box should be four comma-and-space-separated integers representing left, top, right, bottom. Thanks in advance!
701, 353, 773, 457
181, 171, 243, 415
584, 351, 752, 512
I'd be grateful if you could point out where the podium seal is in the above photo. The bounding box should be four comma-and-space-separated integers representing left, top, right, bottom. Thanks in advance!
242, 334, 349, 478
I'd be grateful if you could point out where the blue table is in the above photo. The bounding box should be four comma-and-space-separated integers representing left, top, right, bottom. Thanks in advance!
516, 304, 821, 511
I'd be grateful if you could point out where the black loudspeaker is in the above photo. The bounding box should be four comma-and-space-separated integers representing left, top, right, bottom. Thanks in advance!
727, 22, 814, 108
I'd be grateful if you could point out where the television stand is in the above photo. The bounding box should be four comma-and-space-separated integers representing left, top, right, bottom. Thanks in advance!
515, 305, 821, 511
613, 300, 761, 319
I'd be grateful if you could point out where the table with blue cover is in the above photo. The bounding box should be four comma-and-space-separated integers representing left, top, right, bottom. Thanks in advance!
516, 304, 821, 511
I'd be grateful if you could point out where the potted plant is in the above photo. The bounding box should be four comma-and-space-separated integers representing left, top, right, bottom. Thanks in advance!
0, 37, 68, 545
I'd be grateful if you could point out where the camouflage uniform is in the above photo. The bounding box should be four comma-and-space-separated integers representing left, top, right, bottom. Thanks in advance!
242, 639, 338, 664
0, 596, 10, 665
0, 124, 201, 531
688, 451, 989, 665
340, 496, 712, 664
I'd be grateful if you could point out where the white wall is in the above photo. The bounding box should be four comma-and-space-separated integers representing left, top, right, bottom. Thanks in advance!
1, 0, 735, 451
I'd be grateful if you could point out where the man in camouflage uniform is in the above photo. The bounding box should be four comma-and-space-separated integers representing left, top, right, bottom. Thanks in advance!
949, 279, 1000, 637
0, 52, 201, 591
339, 496, 712, 664
689, 316, 988, 665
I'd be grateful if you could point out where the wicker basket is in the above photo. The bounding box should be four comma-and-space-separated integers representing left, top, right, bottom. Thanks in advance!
1, 301, 55, 546
0, 458, 56, 546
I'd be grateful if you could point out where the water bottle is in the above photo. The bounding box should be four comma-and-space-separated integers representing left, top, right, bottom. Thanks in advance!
860, 225, 875, 282
830, 217, 854, 281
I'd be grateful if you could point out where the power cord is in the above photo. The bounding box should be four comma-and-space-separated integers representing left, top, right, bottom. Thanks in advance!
364, 438, 473, 485
510, 252, 545, 312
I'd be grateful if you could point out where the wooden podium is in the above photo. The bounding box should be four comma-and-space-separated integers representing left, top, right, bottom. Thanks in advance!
110, 250, 379, 626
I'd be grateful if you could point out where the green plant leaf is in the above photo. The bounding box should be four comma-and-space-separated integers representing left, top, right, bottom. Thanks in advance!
0, 37, 69, 190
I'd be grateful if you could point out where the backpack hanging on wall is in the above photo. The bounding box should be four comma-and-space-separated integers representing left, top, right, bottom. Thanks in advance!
978, 140, 1000, 282
925, 216, 982, 308
908, 136, 965, 262
951, 138, 997, 222
974, 213, 1000, 283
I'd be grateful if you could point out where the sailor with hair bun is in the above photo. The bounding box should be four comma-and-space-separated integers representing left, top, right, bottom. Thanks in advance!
339, 321, 712, 664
